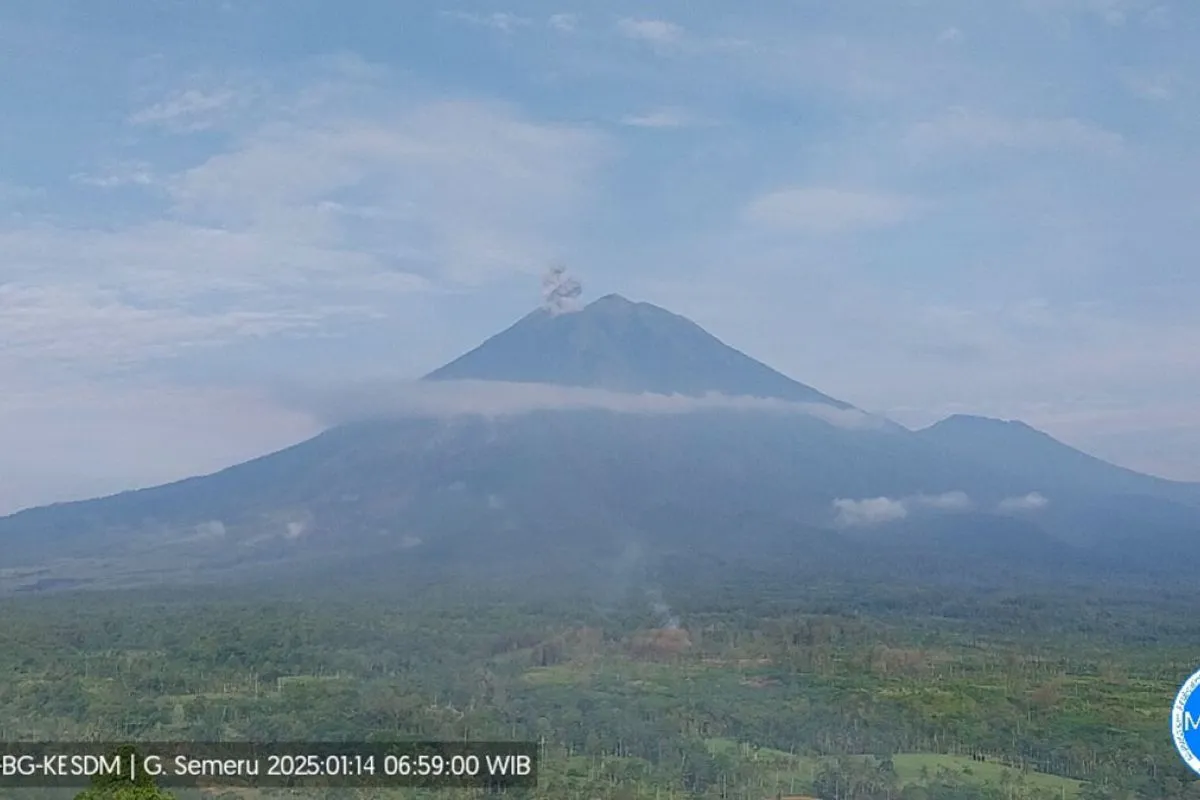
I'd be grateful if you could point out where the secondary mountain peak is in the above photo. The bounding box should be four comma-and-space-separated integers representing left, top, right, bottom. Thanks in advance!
424, 294, 852, 407
925, 414, 1039, 435
919, 414, 1103, 467
917, 413, 1200, 502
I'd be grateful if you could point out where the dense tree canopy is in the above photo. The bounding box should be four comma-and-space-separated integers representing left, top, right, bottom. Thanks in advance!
2, 572, 1197, 800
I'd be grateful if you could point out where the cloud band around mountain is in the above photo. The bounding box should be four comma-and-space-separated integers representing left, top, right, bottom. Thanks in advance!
276, 378, 887, 429
997, 492, 1050, 512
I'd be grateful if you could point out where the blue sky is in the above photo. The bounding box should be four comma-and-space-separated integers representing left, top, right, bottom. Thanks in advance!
1, 0, 1198, 512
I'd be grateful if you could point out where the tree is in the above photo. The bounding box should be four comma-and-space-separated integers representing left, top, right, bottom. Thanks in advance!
74, 747, 175, 800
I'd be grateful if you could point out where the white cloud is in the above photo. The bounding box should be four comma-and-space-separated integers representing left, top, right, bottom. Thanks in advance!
612, 17, 746, 57
1091, 0, 1131, 25
913, 491, 974, 511
129, 86, 253, 132
195, 520, 227, 539
1, 84, 606, 375
442, 11, 532, 33
906, 108, 1124, 157
997, 492, 1050, 512
547, 13, 578, 33
1023, 0, 1149, 26
743, 188, 918, 234
1078, 0, 1169, 27
1141, 5, 1171, 28
833, 491, 973, 527
71, 160, 158, 188
833, 497, 909, 527
937, 27, 964, 44
619, 107, 710, 129
617, 18, 685, 46
1121, 70, 1176, 102
0, 182, 44, 207
276, 378, 889, 429
0, 279, 360, 373
165, 99, 607, 283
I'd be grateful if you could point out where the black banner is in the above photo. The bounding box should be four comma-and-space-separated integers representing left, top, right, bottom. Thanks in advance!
0, 741, 538, 788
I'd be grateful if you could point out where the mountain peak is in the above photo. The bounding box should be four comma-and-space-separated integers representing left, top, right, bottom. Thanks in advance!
927, 415, 1039, 434
916, 412, 1200, 499
569, 293, 644, 318
584, 294, 676, 318
919, 414, 1062, 454
590, 293, 636, 308
424, 294, 852, 407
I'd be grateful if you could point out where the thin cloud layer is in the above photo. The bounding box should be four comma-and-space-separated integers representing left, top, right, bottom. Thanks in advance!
1, 70, 608, 377
905, 108, 1124, 157
440, 11, 532, 33
278, 379, 888, 429
997, 492, 1051, 512
744, 188, 918, 234
617, 18, 685, 46
128, 85, 254, 132
620, 108, 711, 129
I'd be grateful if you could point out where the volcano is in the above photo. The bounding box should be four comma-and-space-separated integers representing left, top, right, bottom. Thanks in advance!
425, 293, 851, 407
1, 294, 1197, 593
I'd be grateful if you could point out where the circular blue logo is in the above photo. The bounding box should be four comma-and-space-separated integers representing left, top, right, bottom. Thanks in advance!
1172, 669, 1200, 775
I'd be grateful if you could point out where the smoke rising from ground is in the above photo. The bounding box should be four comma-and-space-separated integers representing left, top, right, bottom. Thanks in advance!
646, 587, 680, 629
280, 378, 888, 429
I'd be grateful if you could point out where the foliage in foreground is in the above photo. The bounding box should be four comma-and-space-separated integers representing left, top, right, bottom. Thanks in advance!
1, 574, 1196, 800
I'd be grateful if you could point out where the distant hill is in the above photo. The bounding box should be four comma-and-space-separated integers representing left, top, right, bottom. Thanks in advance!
916, 414, 1200, 506
1, 294, 1196, 593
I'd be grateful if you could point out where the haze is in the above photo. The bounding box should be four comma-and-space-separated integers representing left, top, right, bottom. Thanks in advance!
2, 0, 1198, 514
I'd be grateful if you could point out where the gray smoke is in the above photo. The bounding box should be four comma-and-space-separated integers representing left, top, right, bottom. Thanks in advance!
542, 264, 583, 315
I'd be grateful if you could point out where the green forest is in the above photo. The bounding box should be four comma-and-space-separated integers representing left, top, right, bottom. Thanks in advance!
2, 572, 1198, 800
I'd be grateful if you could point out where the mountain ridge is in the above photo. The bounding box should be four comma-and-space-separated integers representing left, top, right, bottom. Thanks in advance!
916, 413, 1200, 503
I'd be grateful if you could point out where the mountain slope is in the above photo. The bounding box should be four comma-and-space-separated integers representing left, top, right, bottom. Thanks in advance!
0, 410, 1072, 588
425, 294, 852, 407
1, 295, 1198, 592
915, 414, 1200, 507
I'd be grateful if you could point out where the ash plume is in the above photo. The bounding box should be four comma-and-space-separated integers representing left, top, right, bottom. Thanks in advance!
541, 264, 583, 315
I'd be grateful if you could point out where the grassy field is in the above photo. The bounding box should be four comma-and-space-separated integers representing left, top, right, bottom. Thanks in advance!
705, 739, 1084, 799
890, 754, 1082, 797
1, 579, 1197, 799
